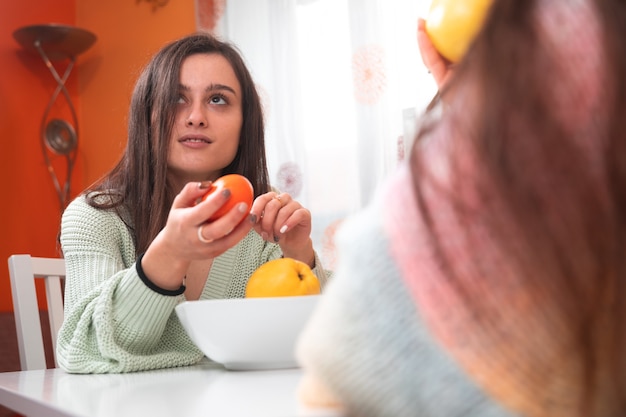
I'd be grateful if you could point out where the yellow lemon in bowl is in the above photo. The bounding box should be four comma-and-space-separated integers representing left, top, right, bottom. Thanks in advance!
425, 0, 493, 63
246, 258, 320, 298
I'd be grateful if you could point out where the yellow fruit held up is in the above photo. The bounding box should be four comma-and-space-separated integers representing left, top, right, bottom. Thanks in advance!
425, 0, 493, 63
246, 258, 321, 298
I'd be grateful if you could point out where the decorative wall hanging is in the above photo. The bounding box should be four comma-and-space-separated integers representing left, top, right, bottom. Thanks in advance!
13, 24, 97, 210
137, 0, 169, 11
196, 0, 226, 32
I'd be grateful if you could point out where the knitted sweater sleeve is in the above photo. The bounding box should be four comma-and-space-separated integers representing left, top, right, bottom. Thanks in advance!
295, 197, 519, 417
57, 196, 203, 373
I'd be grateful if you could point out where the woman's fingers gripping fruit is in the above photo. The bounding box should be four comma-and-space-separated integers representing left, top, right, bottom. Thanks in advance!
250, 192, 290, 241
251, 192, 313, 254
199, 174, 254, 223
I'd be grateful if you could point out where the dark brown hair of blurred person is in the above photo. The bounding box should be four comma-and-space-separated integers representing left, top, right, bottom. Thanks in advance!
410, 0, 626, 416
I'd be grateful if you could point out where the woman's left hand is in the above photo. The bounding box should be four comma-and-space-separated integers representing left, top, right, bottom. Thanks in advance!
417, 17, 454, 90
250, 192, 315, 267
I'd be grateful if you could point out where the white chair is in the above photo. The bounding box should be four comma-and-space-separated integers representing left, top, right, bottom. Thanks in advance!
8, 254, 66, 370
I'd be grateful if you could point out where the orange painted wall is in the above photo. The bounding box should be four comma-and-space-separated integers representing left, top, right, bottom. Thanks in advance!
0, 0, 202, 312
0, 0, 79, 312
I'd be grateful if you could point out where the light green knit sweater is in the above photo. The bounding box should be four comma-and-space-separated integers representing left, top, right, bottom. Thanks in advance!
57, 195, 330, 374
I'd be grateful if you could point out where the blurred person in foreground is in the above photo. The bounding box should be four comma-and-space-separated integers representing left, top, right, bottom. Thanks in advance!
296, 0, 626, 416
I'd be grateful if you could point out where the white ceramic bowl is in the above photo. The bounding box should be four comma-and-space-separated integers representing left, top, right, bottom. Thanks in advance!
175, 295, 321, 370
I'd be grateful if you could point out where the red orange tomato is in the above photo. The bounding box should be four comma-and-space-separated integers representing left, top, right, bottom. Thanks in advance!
201, 174, 254, 222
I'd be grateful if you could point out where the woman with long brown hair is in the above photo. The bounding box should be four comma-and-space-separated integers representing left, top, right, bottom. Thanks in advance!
57, 33, 330, 373
296, 0, 626, 416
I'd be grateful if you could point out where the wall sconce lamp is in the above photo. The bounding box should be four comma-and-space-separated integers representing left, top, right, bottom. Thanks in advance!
13, 24, 96, 210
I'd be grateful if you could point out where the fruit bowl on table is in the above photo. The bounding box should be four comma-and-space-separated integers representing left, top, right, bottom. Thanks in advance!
175, 295, 321, 371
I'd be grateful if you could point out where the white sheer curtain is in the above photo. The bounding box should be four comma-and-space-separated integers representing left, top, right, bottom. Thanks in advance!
215, 0, 437, 267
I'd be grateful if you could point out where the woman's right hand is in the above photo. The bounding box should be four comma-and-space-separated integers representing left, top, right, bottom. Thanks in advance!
417, 18, 454, 90
140, 181, 253, 290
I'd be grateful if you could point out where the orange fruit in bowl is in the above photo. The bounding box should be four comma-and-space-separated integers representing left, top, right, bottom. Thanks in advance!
246, 258, 321, 298
425, 0, 493, 63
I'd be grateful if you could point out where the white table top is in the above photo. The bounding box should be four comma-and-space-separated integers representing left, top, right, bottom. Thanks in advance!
0, 359, 316, 417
